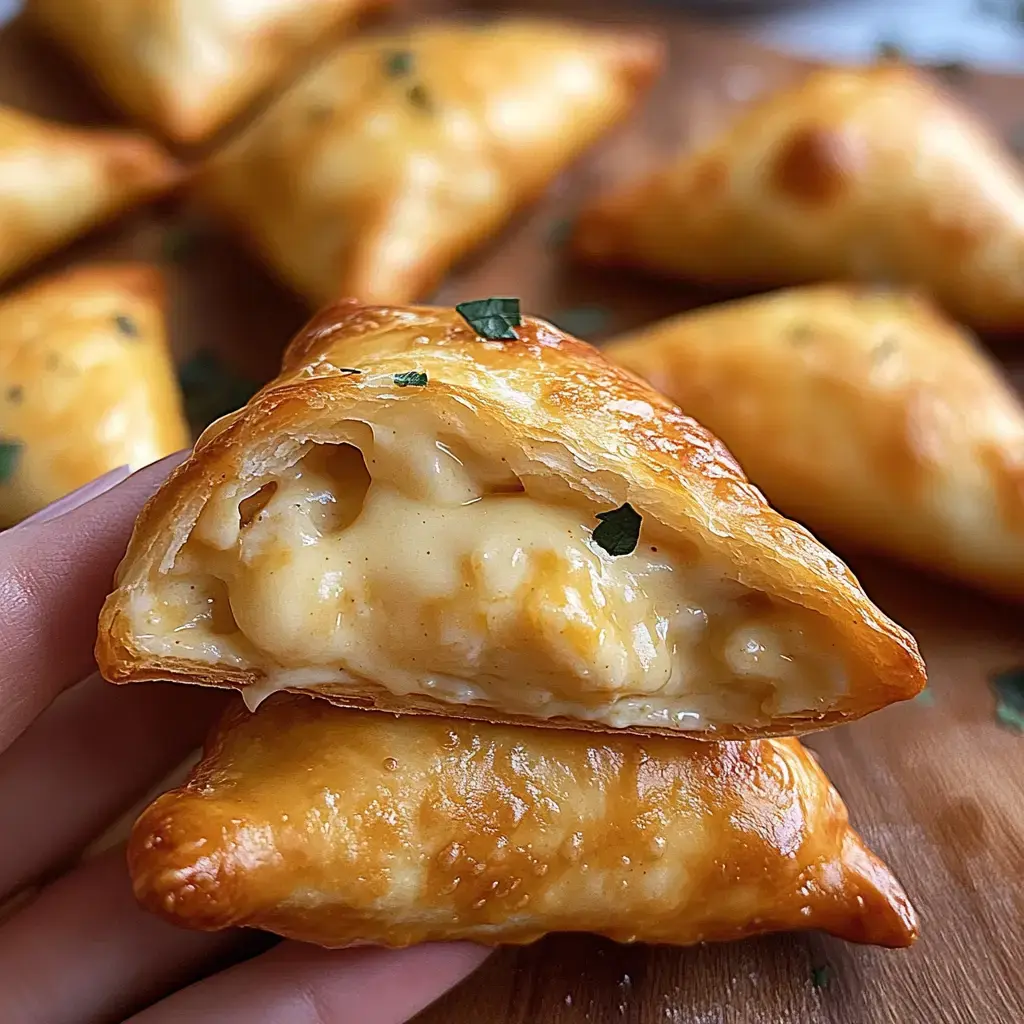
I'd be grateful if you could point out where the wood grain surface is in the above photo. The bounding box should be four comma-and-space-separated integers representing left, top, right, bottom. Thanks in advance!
2, 2, 1023, 1022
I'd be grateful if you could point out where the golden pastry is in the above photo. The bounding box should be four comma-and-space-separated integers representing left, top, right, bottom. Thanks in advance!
199, 20, 661, 305
0, 264, 189, 527
573, 64, 1024, 335
96, 299, 925, 737
0, 105, 178, 283
606, 284, 1024, 600
129, 694, 919, 950
26, 0, 391, 145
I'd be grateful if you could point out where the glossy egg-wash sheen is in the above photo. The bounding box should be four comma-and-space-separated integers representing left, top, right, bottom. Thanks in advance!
607, 284, 1024, 601
26, 0, 391, 144
200, 19, 662, 304
129, 695, 919, 949
0, 264, 190, 526
573, 64, 1024, 335
96, 300, 925, 738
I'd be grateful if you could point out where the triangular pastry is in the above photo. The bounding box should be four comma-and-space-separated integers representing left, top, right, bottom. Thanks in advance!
573, 64, 1024, 335
0, 264, 189, 527
199, 20, 662, 304
97, 300, 924, 737
26, 0, 391, 144
0, 105, 178, 283
128, 694, 919, 949
606, 283, 1024, 600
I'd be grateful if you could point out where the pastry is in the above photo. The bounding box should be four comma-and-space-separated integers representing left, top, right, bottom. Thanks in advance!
199, 20, 661, 304
96, 299, 924, 737
0, 264, 189, 527
573, 64, 1024, 335
0, 105, 178, 283
129, 693, 919, 950
26, 0, 391, 145
606, 284, 1024, 600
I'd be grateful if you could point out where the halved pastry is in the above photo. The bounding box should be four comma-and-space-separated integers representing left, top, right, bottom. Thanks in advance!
129, 693, 919, 949
605, 284, 1024, 601
0, 264, 189, 527
96, 299, 924, 737
26, 0, 391, 145
198, 20, 661, 305
0, 105, 178, 283
573, 64, 1024, 335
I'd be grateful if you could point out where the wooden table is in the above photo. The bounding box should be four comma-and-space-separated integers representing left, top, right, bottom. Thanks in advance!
2, 2, 1023, 1021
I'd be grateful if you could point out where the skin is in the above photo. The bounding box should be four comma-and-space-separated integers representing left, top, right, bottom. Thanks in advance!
0, 454, 488, 1024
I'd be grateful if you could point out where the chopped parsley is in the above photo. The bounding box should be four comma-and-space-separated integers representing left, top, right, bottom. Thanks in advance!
0, 440, 23, 484
393, 370, 427, 387
456, 297, 521, 340
990, 667, 1024, 732
178, 350, 260, 435
385, 50, 413, 77
407, 84, 431, 111
114, 314, 139, 338
592, 503, 642, 556
811, 964, 831, 989
6, 385, 23, 404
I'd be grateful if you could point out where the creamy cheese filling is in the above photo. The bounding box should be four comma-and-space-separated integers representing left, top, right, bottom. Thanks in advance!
132, 418, 847, 729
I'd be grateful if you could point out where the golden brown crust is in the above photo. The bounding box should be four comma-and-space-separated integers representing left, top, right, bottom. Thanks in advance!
0, 264, 190, 527
26, 0, 392, 144
199, 20, 662, 304
96, 300, 924, 737
605, 283, 1024, 601
0, 105, 179, 282
128, 694, 918, 949
573, 64, 1024, 335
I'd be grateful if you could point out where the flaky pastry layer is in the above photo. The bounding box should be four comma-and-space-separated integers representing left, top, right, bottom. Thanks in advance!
129, 694, 919, 950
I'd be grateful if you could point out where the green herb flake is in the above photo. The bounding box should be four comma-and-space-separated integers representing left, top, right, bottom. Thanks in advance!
6, 385, 23, 404
592, 503, 642, 557
114, 314, 139, 338
811, 964, 831, 990
456, 297, 521, 340
408, 84, 431, 111
0, 440, 23, 484
179, 350, 260, 435
990, 667, 1024, 732
393, 370, 427, 387
385, 50, 413, 77
550, 306, 611, 339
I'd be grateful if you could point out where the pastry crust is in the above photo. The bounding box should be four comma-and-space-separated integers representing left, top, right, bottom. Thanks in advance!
199, 19, 661, 304
0, 264, 190, 527
128, 694, 919, 950
606, 284, 1024, 600
96, 300, 924, 737
573, 64, 1024, 335
0, 105, 179, 283
26, 0, 391, 145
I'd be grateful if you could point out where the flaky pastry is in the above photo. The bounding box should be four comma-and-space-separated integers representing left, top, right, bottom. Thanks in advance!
0, 264, 189, 527
199, 20, 661, 304
26, 0, 391, 145
96, 300, 924, 737
573, 64, 1024, 335
129, 694, 919, 949
606, 284, 1024, 600
0, 105, 178, 283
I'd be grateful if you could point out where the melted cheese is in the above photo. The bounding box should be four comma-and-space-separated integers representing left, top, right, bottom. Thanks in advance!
132, 418, 847, 730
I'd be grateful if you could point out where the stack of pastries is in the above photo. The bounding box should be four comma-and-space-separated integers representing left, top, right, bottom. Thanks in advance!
96, 300, 924, 950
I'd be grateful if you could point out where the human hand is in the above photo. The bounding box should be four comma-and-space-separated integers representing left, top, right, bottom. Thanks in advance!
0, 458, 489, 1023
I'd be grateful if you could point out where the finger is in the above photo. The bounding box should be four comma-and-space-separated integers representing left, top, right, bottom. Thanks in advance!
0, 452, 186, 753
0, 845, 250, 1024
0, 673, 224, 900
129, 939, 491, 1024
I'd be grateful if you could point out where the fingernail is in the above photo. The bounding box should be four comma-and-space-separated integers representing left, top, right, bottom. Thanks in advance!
15, 466, 133, 529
